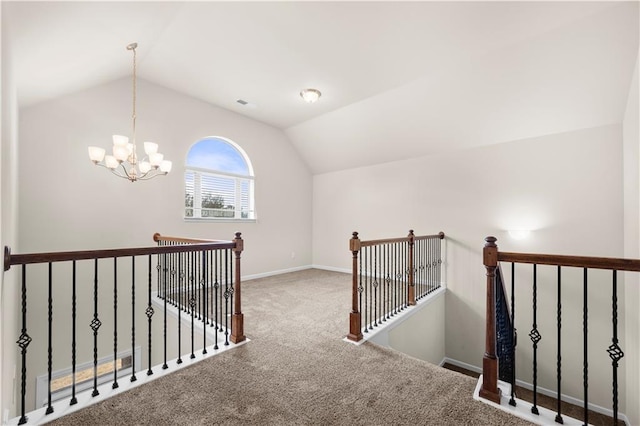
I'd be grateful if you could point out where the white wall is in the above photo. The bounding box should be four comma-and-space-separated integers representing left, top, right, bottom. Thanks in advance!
623, 52, 639, 426
18, 77, 313, 274
15, 78, 312, 416
1, 8, 20, 419
313, 124, 625, 409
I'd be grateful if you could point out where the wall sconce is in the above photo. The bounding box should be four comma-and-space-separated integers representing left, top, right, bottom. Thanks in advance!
508, 230, 531, 240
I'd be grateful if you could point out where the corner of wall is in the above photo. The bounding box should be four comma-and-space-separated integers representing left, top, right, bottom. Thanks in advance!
622, 47, 640, 426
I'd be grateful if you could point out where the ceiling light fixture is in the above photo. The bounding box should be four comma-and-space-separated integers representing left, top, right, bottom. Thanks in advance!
300, 88, 321, 103
88, 42, 172, 182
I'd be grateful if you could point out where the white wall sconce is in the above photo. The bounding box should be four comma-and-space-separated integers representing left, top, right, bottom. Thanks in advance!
508, 230, 531, 240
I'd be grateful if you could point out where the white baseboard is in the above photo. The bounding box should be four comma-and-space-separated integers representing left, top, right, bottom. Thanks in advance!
242, 265, 313, 281
444, 357, 629, 425
310, 264, 351, 274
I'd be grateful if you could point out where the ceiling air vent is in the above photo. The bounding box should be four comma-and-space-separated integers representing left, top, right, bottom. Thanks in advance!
236, 99, 249, 105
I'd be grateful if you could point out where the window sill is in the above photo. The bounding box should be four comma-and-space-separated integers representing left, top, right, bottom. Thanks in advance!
184, 217, 257, 224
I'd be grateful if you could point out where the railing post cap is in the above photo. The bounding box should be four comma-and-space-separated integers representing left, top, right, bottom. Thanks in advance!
234, 232, 242, 239
439, 232, 445, 239
4, 246, 10, 271
485, 236, 497, 247
351, 231, 359, 239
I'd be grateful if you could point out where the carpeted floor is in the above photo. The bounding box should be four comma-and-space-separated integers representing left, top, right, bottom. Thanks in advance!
50, 269, 532, 425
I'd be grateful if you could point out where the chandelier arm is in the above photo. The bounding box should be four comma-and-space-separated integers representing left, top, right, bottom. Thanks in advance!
137, 171, 168, 181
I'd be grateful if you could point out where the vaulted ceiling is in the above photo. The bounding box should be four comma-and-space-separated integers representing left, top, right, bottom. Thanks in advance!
3, 1, 639, 174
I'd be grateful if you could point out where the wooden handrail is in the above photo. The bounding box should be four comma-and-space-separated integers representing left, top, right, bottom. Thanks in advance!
4, 240, 236, 271
498, 251, 640, 272
360, 232, 445, 247
153, 233, 227, 244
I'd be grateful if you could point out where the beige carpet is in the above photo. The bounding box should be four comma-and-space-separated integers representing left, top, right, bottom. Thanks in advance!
50, 269, 532, 425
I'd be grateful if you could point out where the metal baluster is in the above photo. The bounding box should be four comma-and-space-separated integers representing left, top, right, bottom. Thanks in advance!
177, 252, 183, 364
112, 258, 119, 389
213, 250, 219, 350
509, 262, 516, 407
365, 246, 371, 331
224, 249, 235, 332
162, 252, 169, 369
46, 262, 54, 414
190, 251, 196, 359
555, 265, 563, 424
17, 265, 31, 425
530, 264, 541, 415
224, 249, 230, 346
202, 250, 208, 354
358, 249, 364, 333
131, 256, 137, 382
582, 268, 588, 426
91, 259, 101, 397
146, 255, 154, 376
70, 261, 78, 405
607, 270, 624, 425
373, 245, 378, 326
392, 242, 397, 315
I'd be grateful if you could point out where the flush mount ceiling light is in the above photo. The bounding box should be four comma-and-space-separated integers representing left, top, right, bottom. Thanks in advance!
88, 42, 172, 182
300, 88, 321, 103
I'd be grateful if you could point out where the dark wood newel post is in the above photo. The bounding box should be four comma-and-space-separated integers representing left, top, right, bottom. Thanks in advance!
230, 232, 246, 344
408, 230, 416, 306
480, 236, 501, 403
347, 232, 363, 342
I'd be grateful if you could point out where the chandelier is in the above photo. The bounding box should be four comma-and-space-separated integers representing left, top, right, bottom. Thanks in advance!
88, 42, 172, 182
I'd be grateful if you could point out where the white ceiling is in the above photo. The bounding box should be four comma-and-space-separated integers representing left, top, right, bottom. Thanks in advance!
3, 1, 639, 174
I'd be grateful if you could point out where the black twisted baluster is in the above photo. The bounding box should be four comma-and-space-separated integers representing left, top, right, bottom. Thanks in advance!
364, 246, 370, 332
131, 256, 137, 382
91, 259, 102, 397
112, 257, 119, 389
529, 264, 541, 415
70, 261, 78, 405
17, 265, 31, 425
373, 245, 378, 327
202, 251, 208, 353
358, 249, 364, 333
607, 270, 624, 425
555, 266, 563, 424
228, 248, 235, 339
508, 262, 516, 407
46, 263, 54, 414
213, 250, 219, 350
162, 252, 168, 369
224, 249, 230, 346
177, 252, 183, 365
582, 268, 588, 426
146, 255, 154, 376
189, 250, 196, 359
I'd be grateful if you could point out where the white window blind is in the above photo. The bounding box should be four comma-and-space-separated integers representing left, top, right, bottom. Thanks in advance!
185, 137, 255, 220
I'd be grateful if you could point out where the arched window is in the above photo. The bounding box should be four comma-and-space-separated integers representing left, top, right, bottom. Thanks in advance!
185, 137, 255, 220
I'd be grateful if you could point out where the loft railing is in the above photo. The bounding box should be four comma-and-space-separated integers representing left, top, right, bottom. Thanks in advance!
3, 232, 244, 425
152, 233, 243, 344
480, 236, 637, 425
347, 230, 445, 342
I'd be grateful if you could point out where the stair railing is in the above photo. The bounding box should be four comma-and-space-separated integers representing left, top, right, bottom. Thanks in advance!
480, 236, 639, 424
347, 230, 445, 342
3, 232, 244, 425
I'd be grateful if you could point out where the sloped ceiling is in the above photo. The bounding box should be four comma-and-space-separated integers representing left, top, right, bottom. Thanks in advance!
3, 1, 639, 174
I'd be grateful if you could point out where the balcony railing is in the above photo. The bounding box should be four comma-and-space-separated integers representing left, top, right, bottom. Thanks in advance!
347, 230, 445, 342
3, 232, 244, 425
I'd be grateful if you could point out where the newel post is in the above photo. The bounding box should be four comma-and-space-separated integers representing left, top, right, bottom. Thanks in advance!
408, 230, 416, 306
230, 232, 246, 344
347, 232, 363, 342
480, 236, 501, 403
